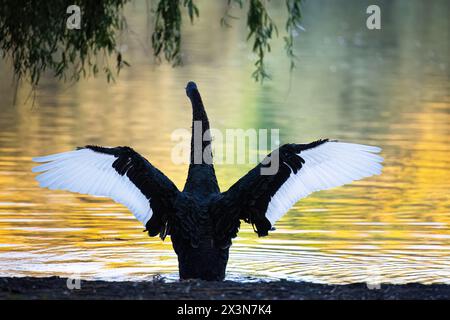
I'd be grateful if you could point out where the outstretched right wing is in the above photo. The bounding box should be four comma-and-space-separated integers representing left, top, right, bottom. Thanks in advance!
32, 145, 180, 236
212, 139, 383, 245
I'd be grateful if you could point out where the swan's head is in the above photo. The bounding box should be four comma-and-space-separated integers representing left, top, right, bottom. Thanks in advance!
185, 81, 198, 98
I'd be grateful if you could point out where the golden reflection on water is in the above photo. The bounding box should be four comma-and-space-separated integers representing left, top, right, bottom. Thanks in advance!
0, 0, 449, 283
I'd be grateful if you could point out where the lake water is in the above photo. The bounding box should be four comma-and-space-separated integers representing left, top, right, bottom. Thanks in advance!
0, 0, 448, 284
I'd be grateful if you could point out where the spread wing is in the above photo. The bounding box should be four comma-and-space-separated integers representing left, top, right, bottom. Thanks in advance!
213, 139, 383, 243
32, 146, 179, 235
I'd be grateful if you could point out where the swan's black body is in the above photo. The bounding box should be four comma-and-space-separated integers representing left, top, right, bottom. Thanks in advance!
151, 82, 229, 281
33, 81, 383, 281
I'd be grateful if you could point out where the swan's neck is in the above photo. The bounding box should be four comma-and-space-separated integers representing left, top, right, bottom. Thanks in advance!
189, 90, 212, 165
184, 90, 219, 195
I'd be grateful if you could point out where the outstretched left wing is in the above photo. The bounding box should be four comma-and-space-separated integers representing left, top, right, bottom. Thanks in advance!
212, 139, 383, 244
32, 146, 179, 235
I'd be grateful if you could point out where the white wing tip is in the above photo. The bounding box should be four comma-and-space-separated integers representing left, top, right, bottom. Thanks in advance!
331, 141, 382, 153
32, 156, 50, 163
32, 150, 79, 163
32, 165, 46, 173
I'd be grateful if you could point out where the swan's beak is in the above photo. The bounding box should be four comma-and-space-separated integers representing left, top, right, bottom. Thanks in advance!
185, 81, 198, 98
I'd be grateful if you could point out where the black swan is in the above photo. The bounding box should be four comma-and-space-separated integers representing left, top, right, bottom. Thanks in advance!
32, 81, 383, 281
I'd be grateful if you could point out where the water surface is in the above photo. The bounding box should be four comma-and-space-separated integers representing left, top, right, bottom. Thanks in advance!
0, 0, 449, 284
